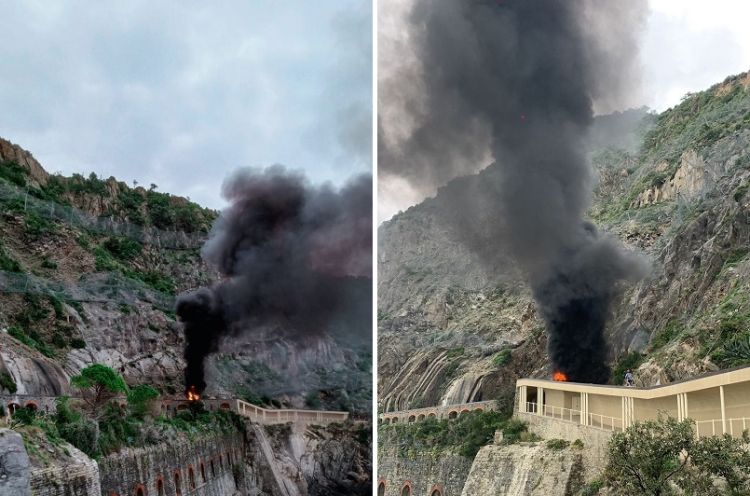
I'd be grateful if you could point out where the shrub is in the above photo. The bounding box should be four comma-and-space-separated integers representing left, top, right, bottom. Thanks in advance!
102, 237, 142, 261
581, 480, 604, 496
51, 332, 67, 348
127, 384, 159, 418
305, 391, 322, 409
546, 438, 570, 450
41, 258, 58, 269
572, 439, 584, 449
70, 338, 86, 349
0, 372, 17, 393
8, 326, 55, 358
23, 211, 55, 239
0, 159, 28, 187
58, 419, 99, 457
0, 245, 22, 272
492, 349, 512, 368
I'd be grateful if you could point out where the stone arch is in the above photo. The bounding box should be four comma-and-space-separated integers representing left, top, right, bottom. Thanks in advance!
474, 407, 484, 412
156, 476, 165, 496
407, 415, 416, 423
448, 411, 458, 419
377, 480, 386, 496
428, 412, 436, 419
173, 471, 182, 496
429, 484, 444, 496
188, 466, 196, 489
401, 481, 413, 496
7, 402, 20, 415
210, 459, 216, 477
200, 461, 206, 482
220, 402, 231, 410
417, 414, 425, 421
460, 409, 470, 416
24, 401, 38, 411
133, 483, 146, 496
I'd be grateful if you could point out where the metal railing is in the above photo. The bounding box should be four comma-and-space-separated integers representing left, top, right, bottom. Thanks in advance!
235, 399, 349, 425
695, 417, 750, 438
524, 402, 622, 432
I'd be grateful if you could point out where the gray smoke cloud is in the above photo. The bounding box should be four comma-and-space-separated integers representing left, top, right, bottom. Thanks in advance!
177, 167, 372, 393
381, 0, 649, 383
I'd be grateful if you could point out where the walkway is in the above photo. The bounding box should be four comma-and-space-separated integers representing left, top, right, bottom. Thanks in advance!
516, 366, 750, 437
0, 394, 350, 426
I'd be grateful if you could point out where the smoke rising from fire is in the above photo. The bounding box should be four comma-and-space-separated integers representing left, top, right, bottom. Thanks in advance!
177, 167, 372, 393
380, 0, 648, 383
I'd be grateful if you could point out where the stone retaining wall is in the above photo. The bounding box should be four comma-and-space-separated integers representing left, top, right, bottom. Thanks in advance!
377, 451, 473, 496
98, 434, 244, 496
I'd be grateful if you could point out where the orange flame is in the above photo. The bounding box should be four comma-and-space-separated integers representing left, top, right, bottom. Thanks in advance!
552, 371, 568, 382
186, 385, 200, 401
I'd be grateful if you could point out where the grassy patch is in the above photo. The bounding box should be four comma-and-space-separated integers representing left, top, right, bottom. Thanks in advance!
492, 349, 512, 368
0, 244, 22, 272
650, 321, 682, 351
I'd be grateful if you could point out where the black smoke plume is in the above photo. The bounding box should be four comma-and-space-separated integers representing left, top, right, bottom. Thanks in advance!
176, 167, 372, 393
380, 0, 648, 383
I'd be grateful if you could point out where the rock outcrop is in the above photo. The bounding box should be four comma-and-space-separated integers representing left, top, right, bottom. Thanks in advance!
0, 428, 31, 495
460, 443, 583, 496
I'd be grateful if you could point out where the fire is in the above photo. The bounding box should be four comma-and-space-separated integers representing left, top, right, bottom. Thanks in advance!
552, 371, 568, 382
186, 385, 200, 401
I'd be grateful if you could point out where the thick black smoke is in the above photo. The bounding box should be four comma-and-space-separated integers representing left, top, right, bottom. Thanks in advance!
380, 0, 648, 383
176, 167, 372, 393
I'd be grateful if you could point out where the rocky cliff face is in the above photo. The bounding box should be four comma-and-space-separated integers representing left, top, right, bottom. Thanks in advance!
0, 137, 370, 411
247, 421, 372, 496
460, 443, 584, 496
378, 71, 750, 411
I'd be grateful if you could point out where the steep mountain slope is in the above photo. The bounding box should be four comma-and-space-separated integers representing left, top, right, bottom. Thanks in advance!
378, 71, 750, 412
0, 138, 371, 411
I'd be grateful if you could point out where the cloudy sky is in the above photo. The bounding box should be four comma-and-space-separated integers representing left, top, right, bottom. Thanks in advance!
377, 0, 750, 222
0, 1, 372, 209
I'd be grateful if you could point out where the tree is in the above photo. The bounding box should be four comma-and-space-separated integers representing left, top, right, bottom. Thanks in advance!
605, 416, 750, 495
70, 364, 128, 418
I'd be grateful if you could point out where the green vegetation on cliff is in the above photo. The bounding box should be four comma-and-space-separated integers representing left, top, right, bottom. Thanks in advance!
378, 409, 534, 458
8, 364, 244, 460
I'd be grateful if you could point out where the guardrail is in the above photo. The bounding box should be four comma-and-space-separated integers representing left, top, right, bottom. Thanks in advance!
525, 402, 622, 432
695, 417, 750, 438
235, 399, 349, 425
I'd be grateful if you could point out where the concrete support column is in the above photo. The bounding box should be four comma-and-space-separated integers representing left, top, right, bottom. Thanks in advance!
519, 386, 527, 413
580, 392, 589, 426
621, 396, 634, 429
538, 387, 545, 416
676, 393, 690, 421
720, 386, 727, 434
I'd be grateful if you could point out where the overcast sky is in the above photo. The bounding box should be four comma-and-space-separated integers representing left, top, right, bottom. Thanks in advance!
376, 0, 750, 222
0, 1, 372, 209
